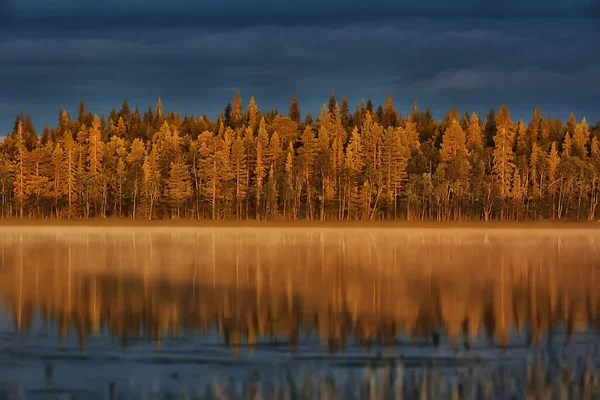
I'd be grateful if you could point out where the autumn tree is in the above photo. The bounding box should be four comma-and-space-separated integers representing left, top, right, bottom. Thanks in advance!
382, 127, 408, 218
231, 135, 249, 219
297, 125, 318, 219
3, 96, 599, 222
84, 116, 104, 217
12, 122, 27, 218
491, 106, 516, 219
288, 94, 300, 125
166, 159, 191, 219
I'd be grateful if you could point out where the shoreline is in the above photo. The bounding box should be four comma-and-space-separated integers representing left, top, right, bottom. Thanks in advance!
0, 218, 598, 231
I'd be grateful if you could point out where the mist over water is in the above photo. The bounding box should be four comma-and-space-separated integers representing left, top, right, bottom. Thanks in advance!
0, 227, 599, 398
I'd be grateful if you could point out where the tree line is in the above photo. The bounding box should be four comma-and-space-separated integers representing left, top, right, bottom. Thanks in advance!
1, 91, 599, 221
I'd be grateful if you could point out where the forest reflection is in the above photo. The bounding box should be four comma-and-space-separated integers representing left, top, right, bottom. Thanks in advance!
0, 228, 598, 357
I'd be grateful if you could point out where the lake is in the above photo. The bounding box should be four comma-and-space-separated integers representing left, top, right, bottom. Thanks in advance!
0, 227, 599, 399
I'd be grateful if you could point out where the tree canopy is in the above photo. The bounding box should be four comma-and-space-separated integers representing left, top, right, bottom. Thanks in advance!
1, 93, 599, 221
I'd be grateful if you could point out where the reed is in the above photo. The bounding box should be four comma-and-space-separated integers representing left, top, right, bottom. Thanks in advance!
2, 352, 598, 399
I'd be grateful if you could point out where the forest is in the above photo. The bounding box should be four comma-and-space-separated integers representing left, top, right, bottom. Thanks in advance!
1, 91, 600, 221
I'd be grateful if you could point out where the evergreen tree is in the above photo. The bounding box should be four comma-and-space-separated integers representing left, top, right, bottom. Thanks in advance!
141, 144, 161, 219
382, 127, 408, 217
439, 118, 471, 181
288, 94, 301, 124
13, 122, 27, 218
62, 133, 78, 219
118, 100, 131, 124
383, 92, 399, 128
165, 160, 190, 219
246, 96, 260, 130
233, 90, 243, 126
77, 99, 87, 125
328, 90, 338, 118
467, 112, 483, 150
126, 138, 146, 219
527, 107, 542, 149
2, 94, 599, 222
231, 136, 249, 218
340, 95, 351, 130
492, 106, 516, 203
25, 146, 51, 217
484, 109, 497, 147
282, 143, 296, 219
304, 112, 313, 127
572, 118, 589, 158
224, 103, 233, 127
298, 125, 318, 219
50, 142, 67, 217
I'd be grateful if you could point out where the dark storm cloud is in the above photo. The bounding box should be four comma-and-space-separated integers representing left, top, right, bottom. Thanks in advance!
1, 0, 599, 134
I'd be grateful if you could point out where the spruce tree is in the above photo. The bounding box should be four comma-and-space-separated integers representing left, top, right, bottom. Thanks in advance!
288, 94, 301, 124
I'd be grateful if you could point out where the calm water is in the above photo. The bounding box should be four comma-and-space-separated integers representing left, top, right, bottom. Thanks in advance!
0, 227, 599, 398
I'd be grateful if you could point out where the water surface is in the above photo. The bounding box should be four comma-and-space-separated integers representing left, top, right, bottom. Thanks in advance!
0, 227, 598, 398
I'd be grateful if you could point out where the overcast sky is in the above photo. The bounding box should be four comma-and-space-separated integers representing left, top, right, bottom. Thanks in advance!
1, 0, 599, 134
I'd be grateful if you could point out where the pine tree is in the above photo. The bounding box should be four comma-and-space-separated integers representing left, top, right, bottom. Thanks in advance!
265, 166, 278, 219
166, 160, 191, 219
267, 131, 283, 173
527, 107, 542, 148
155, 97, 164, 129
344, 127, 365, 219
529, 142, 542, 200
304, 112, 313, 127
484, 109, 497, 147
2, 94, 599, 222
25, 146, 52, 217
383, 92, 399, 128
77, 99, 87, 125
492, 105, 516, 201
115, 116, 127, 138
246, 96, 260, 130
85, 116, 104, 216
141, 144, 161, 219
572, 118, 589, 158
118, 99, 131, 124
547, 142, 561, 200
62, 133, 78, 219
515, 120, 528, 157
288, 94, 301, 124
467, 112, 483, 150
315, 125, 333, 221
51, 142, 67, 217
126, 138, 146, 219
298, 125, 318, 219
57, 107, 71, 140
565, 112, 577, 139
328, 90, 338, 118
0, 154, 12, 217
231, 136, 248, 218
382, 127, 408, 217
400, 118, 420, 151
197, 135, 226, 220
283, 143, 296, 219
562, 133, 572, 159
439, 118, 471, 183
233, 90, 243, 126
340, 95, 351, 130
460, 110, 470, 132
269, 116, 298, 150
13, 122, 27, 218
251, 118, 269, 218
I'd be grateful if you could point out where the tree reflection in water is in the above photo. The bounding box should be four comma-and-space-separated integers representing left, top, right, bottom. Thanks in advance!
0, 227, 598, 357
